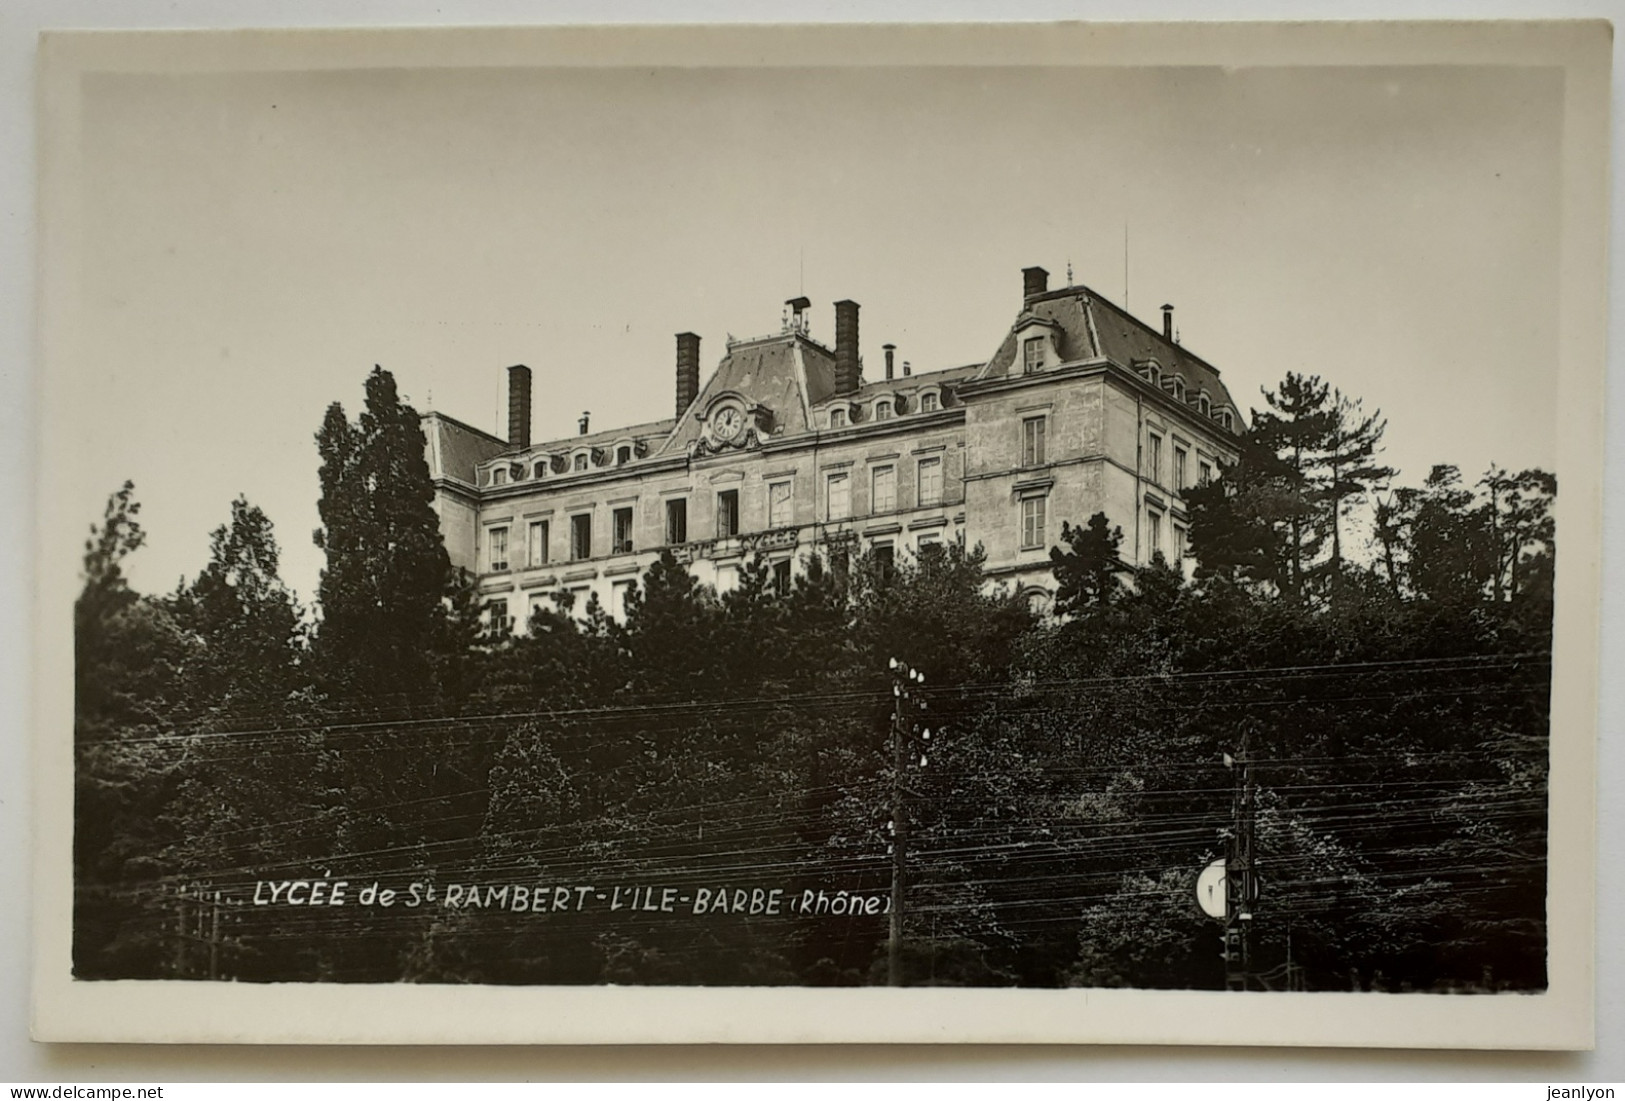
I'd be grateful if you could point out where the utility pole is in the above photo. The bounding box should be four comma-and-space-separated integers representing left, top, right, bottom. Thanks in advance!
887, 656, 931, 988
1223, 735, 1258, 991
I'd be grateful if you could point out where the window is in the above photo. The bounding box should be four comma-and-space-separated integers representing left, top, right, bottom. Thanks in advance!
917, 532, 941, 555
1174, 447, 1188, 491
768, 480, 793, 528
875, 401, 894, 421
1171, 377, 1185, 401
484, 598, 512, 637
871, 465, 896, 513
917, 456, 943, 506
716, 489, 740, 537
488, 526, 509, 572
612, 579, 635, 620
616, 445, 631, 465
873, 541, 896, 581
1220, 410, 1235, 431
532, 461, 547, 480
1174, 524, 1188, 559
826, 472, 851, 521
1198, 395, 1211, 416
573, 453, 588, 472
830, 408, 847, 428
612, 507, 634, 554
527, 519, 549, 567
772, 558, 793, 595
1021, 497, 1047, 550
665, 498, 688, 545
1200, 460, 1214, 485
1022, 415, 1047, 467
1147, 433, 1163, 484
1023, 336, 1044, 374
921, 392, 939, 413
1148, 510, 1164, 557
491, 467, 508, 486
570, 513, 592, 561
527, 593, 551, 628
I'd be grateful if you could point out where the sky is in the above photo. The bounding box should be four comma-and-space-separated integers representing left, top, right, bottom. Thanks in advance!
67, 60, 1564, 602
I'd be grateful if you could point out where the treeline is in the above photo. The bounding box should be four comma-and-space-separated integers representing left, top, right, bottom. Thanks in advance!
73, 367, 1553, 989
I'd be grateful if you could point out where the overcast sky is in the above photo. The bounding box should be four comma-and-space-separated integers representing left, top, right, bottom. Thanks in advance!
68, 61, 1563, 601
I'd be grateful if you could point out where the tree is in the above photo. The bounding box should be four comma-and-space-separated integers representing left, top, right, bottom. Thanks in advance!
1319, 390, 1394, 599
174, 496, 303, 714
313, 366, 453, 698
1184, 437, 1295, 592
1048, 513, 1124, 616
1249, 372, 1336, 603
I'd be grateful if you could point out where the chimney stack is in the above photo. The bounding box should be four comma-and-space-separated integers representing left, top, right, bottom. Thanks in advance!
903, 361, 912, 377
507, 364, 532, 450
883, 343, 896, 381
675, 332, 701, 418
1022, 266, 1049, 300
578, 411, 590, 436
1162, 304, 1174, 341
834, 299, 861, 394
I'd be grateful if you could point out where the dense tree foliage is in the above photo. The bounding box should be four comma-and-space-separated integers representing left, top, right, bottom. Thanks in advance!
72, 366, 1555, 990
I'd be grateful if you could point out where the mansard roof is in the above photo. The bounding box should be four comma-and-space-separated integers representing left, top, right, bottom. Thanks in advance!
422, 411, 509, 485
656, 332, 839, 456
973, 284, 1241, 417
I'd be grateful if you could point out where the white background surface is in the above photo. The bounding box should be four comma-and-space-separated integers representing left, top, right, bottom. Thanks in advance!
2, 0, 1621, 1082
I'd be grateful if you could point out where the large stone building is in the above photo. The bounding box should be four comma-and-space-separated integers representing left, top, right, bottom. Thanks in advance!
423, 266, 1244, 632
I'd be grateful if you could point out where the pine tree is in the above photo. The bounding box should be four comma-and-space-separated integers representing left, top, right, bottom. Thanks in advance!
1048, 512, 1124, 615
1319, 390, 1394, 599
313, 366, 452, 698
1249, 372, 1336, 603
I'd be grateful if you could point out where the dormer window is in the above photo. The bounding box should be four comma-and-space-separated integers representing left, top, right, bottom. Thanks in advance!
921, 392, 939, 413
830, 408, 847, 429
573, 454, 588, 472
1023, 336, 1045, 374
875, 400, 894, 421
1198, 394, 1211, 416
1139, 363, 1161, 387
532, 461, 547, 479
1170, 377, 1185, 401
1219, 410, 1235, 431
616, 445, 631, 465
491, 467, 508, 486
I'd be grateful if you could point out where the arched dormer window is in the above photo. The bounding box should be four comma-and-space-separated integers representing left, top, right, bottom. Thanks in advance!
1198, 394, 1211, 416
921, 391, 940, 413
875, 400, 894, 421
1138, 363, 1161, 387
1219, 410, 1235, 431
1170, 377, 1185, 401
532, 461, 547, 479
573, 453, 588, 472
830, 408, 847, 429
616, 445, 632, 465
491, 467, 509, 486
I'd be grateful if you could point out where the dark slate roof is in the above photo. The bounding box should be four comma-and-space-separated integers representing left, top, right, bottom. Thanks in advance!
657, 333, 838, 455
526, 416, 678, 457
825, 361, 982, 405
974, 285, 1241, 415
423, 412, 509, 485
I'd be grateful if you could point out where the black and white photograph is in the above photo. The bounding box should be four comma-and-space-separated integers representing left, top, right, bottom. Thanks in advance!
30, 21, 1606, 1047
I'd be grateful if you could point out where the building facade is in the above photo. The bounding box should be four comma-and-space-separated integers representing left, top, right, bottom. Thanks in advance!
423, 266, 1244, 632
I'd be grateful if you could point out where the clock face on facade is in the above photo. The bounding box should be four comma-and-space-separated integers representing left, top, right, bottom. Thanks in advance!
713, 405, 745, 441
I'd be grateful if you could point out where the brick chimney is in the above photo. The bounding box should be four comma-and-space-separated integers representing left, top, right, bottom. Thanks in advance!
834, 299, 861, 395
507, 365, 532, 450
1162, 304, 1174, 341
883, 343, 896, 381
1022, 266, 1049, 300
675, 332, 701, 418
